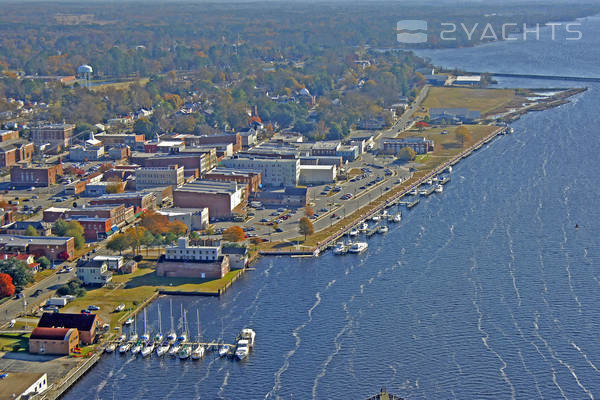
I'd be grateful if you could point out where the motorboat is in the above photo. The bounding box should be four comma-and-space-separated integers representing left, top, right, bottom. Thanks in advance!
219, 344, 231, 358
371, 215, 380, 222
393, 213, 402, 223
239, 328, 256, 347
156, 341, 170, 357
115, 303, 125, 312
411, 188, 419, 196
191, 344, 205, 360
141, 341, 155, 358
105, 343, 116, 353
435, 184, 443, 193
235, 340, 250, 360
378, 225, 389, 234
118, 334, 126, 342
118, 342, 131, 354
349, 229, 359, 237
359, 222, 369, 232
426, 179, 433, 185
381, 210, 388, 217
348, 242, 368, 254
124, 318, 133, 325
333, 242, 347, 255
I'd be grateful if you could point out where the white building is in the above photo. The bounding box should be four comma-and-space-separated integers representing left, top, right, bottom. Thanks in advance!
299, 165, 337, 185
157, 208, 209, 230
0, 372, 47, 400
91, 255, 124, 271
135, 165, 185, 190
76, 258, 113, 285
165, 237, 221, 261
221, 156, 299, 187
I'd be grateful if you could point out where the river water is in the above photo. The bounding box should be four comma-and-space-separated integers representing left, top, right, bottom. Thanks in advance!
65, 16, 600, 400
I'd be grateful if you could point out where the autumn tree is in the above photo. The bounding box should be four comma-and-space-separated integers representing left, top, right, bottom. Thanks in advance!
141, 210, 170, 235
298, 217, 314, 240
106, 182, 124, 194
304, 206, 315, 217
140, 229, 155, 255
397, 147, 416, 161
0, 273, 15, 298
456, 126, 471, 146
168, 220, 188, 236
222, 226, 246, 242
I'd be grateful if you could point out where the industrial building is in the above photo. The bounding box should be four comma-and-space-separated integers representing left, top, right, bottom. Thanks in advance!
173, 180, 244, 219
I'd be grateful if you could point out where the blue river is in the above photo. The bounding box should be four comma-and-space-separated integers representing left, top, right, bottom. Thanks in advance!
65, 15, 600, 400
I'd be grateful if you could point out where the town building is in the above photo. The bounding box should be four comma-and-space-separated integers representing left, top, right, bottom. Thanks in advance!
89, 192, 155, 212
43, 204, 134, 226
0, 140, 34, 167
91, 255, 123, 271
173, 180, 244, 219
107, 144, 131, 161
131, 149, 215, 175
251, 186, 308, 208
299, 165, 337, 185
76, 257, 113, 285
453, 75, 482, 86
135, 165, 184, 190
349, 135, 375, 154
1, 221, 52, 236
10, 164, 62, 187
184, 133, 242, 153
95, 132, 145, 150
337, 145, 359, 162
0, 372, 48, 400
221, 156, 299, 187
424, 74, 450, 86
36, 312, 100, 345
30, 123, 75, 150
238, 128, 258, 147
381, 137, 435, 155
0, 253, 40, 274
157, 208, 209, 231
203, 167, 262, 193
29, 327, 79, 355
0, 129, 19, 142
357, 117, 386, 130
311, 141, 341, 157
69, 145, 105, 161
0, 209, 15, 227
84, 182, 110, 197
222, 245, 249, 269
156, 237, 229, 279
69, 217, 114, 241
0, 235, 75, 260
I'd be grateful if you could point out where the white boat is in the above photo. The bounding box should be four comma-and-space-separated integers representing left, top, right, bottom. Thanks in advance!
155, 304, 163, 342
239, 328, 256, 347
167, 300, 177, 343
141, 342, 155, 358
118, 334, 126, 342
432, 176, 439, 182
168, 342, 181, 356
378, 225, 389, 234
333, 242, 347, 255
393, 213, 402, 223
435, 184, 443, 193
154, 333, 163, 342
115, 303, 125, 312
381, 210, 388, 217
411, 189, 419, 196
105, 343, 116, 353
447, 166, 453, 173
371, 215, 380, 222
349, 229, 359, 237
129, 333, 138, 342
191, 345, 205, 360
359, 222, 369, 232
156, 341, 170, 356
235, 341, 249, 360
348, 242, 368, 254
118, 342, 131, 354
426, 179, 433, 185
178, 344, 191, 360
131, 342, 143, 355
141, 308, 149, 341
124, 318, 134, 325
219, 344, 231, 358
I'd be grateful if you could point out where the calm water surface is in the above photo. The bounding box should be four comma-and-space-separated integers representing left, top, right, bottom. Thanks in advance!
65, 15, 600, 400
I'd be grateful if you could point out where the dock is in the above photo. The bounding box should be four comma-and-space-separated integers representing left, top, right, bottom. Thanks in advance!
419, 187, 435, 196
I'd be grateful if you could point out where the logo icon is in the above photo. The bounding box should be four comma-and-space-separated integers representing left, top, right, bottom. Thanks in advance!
397, 20, 428, 43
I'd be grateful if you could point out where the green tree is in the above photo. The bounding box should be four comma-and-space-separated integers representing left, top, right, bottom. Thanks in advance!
106, 233, 131, 255
298, 217, 314, 240
133, 117, 154, 139
140, 229, 155, 255
456, 126, 471, 146
397, 147, 417, 161
35, 256, 51, 270
0, 258, 34, 290
24, 225, 38, 236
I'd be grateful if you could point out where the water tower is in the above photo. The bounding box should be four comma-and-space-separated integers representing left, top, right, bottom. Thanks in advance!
77, 64, 93, 88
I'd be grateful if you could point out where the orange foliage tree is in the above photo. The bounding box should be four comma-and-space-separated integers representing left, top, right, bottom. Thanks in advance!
0, 273, 15, 298
141, 210, 170, 235
222, 226, 246, 242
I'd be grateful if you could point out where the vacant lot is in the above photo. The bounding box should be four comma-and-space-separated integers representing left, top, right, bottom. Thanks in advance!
423, 87, 520, 115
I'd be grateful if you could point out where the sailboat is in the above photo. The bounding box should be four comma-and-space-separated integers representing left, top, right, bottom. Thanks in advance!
166, 299, 177, 344
131, 340, 143, 355
140, 308, 150, 342
118, 341, 131, 354
129, 316, 138, 342
154, 304, 163, 342
178, 310, 191, 360
191, 309, 205, 360
177, 304, 187, 342
219, 344, 231, 358
141, 340, 155, 358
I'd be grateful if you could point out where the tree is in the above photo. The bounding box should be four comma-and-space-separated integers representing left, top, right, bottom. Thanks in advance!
204, 224, 214, 235
57, 278, 86, 298
0, 259, 33, 290
106, 233, 131, 255
397, 147, 416, 161
125, 227, 146, 255
304, 206, 315, 218
141, 210, 169, 235
456, 126, 471, 146
36, 256, 51, 270
222, 226, 246, 242
24, 225, 38, 236
0, 273, 15, 298
53, 220, 85, 249
298, 217, 314, 240
106, 182, 124, 194
168, 220, 188, 236
140, 229, 155, 255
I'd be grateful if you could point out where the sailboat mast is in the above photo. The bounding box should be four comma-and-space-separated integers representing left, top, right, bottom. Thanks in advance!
196, 309, 200, 341
158, 304, 162, 333
170, 299, 174, 332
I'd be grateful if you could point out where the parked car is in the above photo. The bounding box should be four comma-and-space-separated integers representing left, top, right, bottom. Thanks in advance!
81, 309, 91, 315
275, 227, 284, 232
319, 208, 328, 212
88, 305, 100, 311
360, 186, 366, 190
260, 218, 268, 223
33, 289, 43, 296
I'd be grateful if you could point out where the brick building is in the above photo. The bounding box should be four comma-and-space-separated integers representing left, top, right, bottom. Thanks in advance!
0, 141, 34, 168
10, 164, 63, 187
43, 204, 134, 226
381, 137, 435, 155
30, 123, 75, 150
0, 129, 19, 142
36, 312, 100, 345
135, 165, 184, 190
185, 133, 242, 153
29, 327, 79, 355
203, 167, 262, 193
173, 180, 244, 219
156, 237, 230, 279
89, 192, 155, 212
0, 235, 75, 260
70, 217, 114, 241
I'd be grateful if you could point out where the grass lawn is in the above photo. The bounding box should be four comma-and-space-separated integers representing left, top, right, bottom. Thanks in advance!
32, 269, 55, 284
61, 267, 243, 329
423, 87, 520, 116
0, 333, 30, 352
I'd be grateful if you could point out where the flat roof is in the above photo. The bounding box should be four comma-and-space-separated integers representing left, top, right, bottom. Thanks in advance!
206, 167, 261, 177
175, 180, 240, 195
0, 235, 72, 247
0, 372, 46, 400
299, 165, 335, 170
44, 207, 70, 213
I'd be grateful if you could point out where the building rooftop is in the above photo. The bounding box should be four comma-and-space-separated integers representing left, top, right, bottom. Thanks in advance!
38, 312, 97, 332
30, 326, 71, 341
175, 180, 240, 195
205, 167, 261, 177
0, 235, 73, 247
0, 372, 46, 400
157, 207, 207, 216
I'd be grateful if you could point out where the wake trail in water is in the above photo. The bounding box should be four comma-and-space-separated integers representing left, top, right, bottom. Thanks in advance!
505, 224, 522, 307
